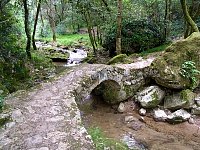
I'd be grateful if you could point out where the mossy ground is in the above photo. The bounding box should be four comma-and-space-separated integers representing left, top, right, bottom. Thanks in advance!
88, 127, 128, 150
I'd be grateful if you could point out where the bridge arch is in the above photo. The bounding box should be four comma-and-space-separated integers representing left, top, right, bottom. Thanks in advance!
73, 65, 145, 105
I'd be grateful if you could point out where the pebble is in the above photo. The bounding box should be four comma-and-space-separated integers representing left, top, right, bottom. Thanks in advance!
139, 108, 146, 116
118, 102, 126, 113
124, 116, 137, 122
139, 116, 145, 123
188, 118, 195, 124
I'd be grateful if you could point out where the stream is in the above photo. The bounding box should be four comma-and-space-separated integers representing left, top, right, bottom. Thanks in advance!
36, 41, 87, 67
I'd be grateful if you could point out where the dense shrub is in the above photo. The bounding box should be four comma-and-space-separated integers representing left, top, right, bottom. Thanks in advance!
0, 4, 30, 93
103, 20, 165, 56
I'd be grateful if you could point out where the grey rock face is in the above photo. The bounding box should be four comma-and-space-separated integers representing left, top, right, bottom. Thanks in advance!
191, 105, 200, 115
164, 90, 195, 110
135, 86, 165, 108
167, 109, 191, 123
153, 109, 168, 121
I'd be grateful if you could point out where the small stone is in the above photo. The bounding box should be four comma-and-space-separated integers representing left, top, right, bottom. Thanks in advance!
139, 108, 146, 116
153, 108, 168, 121
128, 122, 143, 131
139, 116, 145, 123
191, 106, 200, 115
124, 81, 131, 86
118, 102, 126, 113
188, 118, 195, 124
124, 116, 137, 122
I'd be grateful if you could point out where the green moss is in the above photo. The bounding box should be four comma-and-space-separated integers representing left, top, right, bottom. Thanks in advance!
0, 115, 10, 127
147, 91, 160, 108
151, 32, 200, 89
140, 44, 170, 56
88, 127, 128, 150
107, 54, 132, 65
50, 52, 69, 60
180, 89, 195, 108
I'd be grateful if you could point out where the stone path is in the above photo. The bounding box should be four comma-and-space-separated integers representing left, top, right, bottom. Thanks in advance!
0, 60, 154, 150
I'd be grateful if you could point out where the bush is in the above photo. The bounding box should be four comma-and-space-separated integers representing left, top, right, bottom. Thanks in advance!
0, 4, 30, 93
103, 20, 165, 56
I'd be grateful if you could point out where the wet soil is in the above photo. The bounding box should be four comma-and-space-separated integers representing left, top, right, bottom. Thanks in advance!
81, 96, 200, 150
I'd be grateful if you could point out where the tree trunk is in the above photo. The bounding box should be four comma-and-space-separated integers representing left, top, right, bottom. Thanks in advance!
164, 0, 172, 39
184, 0, 200, 38
32, 0, 42, 50
46, 1, 57, 42
23, 0, 31, 59
116, 0, 122, 55
84, 11, 96, 55
40, 12, 44, 37
180, 0, 199, 38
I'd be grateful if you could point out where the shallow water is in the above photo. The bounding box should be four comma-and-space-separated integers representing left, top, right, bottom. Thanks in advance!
81, 95, 200, 150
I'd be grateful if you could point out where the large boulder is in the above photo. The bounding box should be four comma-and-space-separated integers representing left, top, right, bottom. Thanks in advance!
135, 86, 165, 108
164, 89, 195, 110
151, 32, 200, 89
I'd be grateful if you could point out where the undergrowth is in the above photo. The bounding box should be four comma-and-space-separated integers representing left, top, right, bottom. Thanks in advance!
139, 44, 170, 56
88, 127, 128, 150
40, 34, 90, 46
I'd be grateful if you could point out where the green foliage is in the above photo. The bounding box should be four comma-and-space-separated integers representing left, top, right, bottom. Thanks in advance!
103, 20, 165, 56
107, 54, 132, 65
0, 95, 4, 110
180, 61, 200, 89
88, 127, 128, 150
139, 44, 170, 56
41, 34, 90, 46
0, 4, 30, 93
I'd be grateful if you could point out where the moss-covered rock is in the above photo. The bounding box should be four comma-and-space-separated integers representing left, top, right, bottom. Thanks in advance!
107, 54, 132, 65
164, 89, 195, 110
93, 80, 126, 104
50, 52, 69, 61
135, 86, 165, 108
42, 47, 70, 61
181, 89, 195, 108
151, 32, 200, 89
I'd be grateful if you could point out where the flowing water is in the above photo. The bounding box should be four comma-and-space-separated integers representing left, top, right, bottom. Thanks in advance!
35, 41, 87, 66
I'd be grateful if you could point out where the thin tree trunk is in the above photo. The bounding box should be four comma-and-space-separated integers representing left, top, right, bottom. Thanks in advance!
180, 0, 199, 37
32, 0, 42, 50
40, 12, 44, 36
23, 0, 31, 59
116, 0, 122, 55
164, 0, 172, 39
84, 11, 96, 55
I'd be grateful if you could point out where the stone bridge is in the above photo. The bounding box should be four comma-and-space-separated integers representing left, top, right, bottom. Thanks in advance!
0, 58, 154, 150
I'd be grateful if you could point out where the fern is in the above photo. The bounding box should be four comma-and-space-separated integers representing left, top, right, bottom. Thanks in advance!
180, 61, 200, 89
